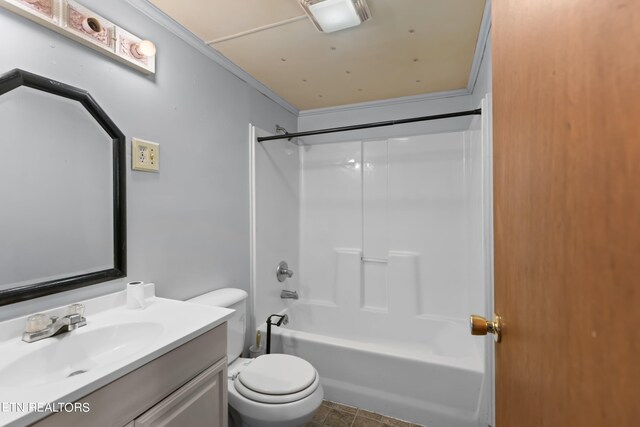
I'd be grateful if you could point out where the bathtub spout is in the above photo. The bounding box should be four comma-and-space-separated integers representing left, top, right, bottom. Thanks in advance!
280, 290, 299, 299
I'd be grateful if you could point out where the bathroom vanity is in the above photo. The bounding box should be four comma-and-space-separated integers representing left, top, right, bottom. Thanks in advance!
0, 285, 233, 427
34, 325, 227, 427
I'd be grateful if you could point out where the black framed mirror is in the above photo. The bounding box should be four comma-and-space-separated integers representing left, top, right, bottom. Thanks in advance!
0, 69, 126, 305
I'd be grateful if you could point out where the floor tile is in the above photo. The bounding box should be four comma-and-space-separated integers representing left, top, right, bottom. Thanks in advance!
332, 402, 358, 415
313, 404, 332, 423
352, 416, 384, 427
356, 408, 383, 421
380, 416, 412, 427
319, 399, 424, 427
323, 409, 357, 427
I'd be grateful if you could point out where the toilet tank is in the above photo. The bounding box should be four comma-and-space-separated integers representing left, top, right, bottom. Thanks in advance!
188, 288, 248, 364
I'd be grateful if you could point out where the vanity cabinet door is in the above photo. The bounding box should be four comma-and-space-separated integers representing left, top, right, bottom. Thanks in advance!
134, 358, 227, 427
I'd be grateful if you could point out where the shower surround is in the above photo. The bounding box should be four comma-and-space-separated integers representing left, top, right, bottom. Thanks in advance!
250, 113, 491, 426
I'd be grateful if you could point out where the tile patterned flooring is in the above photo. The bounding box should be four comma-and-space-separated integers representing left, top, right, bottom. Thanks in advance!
305, 400, 425, 427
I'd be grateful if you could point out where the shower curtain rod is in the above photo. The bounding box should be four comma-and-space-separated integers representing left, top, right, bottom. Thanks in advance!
257, 108, 482, 142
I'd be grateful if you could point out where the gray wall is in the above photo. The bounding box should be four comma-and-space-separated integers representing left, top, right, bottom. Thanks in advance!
0, 0, 297, 319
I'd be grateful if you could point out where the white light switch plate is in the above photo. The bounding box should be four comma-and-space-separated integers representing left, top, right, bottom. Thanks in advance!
132, 138, 159, 172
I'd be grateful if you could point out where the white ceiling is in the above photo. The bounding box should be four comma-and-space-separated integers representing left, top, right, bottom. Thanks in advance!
150, 0, 486, 111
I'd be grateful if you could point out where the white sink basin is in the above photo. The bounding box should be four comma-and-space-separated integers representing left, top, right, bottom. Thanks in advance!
0, 284, 234, 427
0, 322, 163, 387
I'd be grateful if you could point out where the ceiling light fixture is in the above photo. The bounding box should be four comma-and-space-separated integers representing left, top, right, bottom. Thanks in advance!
299, 0, 371, 33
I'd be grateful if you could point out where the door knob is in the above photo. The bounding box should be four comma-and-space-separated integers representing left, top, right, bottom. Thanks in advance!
469, 314, 502, 343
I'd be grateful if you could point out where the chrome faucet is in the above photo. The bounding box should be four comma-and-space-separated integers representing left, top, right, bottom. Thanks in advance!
280, 290, 299, 300
22, 304, 87, 343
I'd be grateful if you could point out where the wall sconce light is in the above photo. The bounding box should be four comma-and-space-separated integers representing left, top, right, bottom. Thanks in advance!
130, 40, 156, 59
81, 16, 102, 34
0, 0, 156, 74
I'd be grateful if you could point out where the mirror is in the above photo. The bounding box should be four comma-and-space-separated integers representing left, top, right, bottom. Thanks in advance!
0, 69, 126, 305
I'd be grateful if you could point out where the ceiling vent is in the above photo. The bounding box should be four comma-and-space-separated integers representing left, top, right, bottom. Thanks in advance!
299, 0, 371, 33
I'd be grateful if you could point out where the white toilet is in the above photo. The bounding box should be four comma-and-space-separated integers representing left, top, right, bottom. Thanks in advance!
188, 288, 323, 427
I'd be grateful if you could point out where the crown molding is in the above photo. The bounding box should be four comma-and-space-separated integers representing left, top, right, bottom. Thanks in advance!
125, 0, 299, 116
467, 0, 492, 93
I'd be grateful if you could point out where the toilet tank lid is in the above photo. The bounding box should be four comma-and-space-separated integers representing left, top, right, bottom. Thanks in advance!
188, 288, 248, 308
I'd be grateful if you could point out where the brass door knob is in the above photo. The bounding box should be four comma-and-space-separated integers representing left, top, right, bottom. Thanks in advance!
469, 314, 502, 343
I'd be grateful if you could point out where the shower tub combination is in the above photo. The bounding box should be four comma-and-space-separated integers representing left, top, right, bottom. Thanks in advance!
251, 114, 492, 427
267, 303, 486, 427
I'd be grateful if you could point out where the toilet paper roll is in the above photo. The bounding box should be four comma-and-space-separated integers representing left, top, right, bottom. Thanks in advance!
127, 281, 147, 309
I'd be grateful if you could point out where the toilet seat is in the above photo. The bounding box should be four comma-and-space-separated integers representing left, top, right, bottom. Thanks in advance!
234, 354, 320, 404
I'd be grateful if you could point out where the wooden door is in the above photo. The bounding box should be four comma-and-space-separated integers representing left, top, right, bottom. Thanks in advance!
492, 1, 640, 426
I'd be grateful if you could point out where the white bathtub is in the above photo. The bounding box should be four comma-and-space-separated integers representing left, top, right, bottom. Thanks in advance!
267, 303, 486, 427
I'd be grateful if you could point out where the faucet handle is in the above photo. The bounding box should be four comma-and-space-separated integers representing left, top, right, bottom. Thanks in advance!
25, 314, 50, 333
66, 303, 85, 317
276, 261, 294, 282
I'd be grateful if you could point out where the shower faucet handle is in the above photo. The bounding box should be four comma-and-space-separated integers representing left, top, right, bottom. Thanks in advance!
276, 261, 294, 282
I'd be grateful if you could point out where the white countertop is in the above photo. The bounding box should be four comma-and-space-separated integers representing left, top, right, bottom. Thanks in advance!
0, 285, 233, 427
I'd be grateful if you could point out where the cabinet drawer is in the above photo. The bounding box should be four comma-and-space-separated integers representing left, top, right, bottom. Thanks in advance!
134, 358, 227, 427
